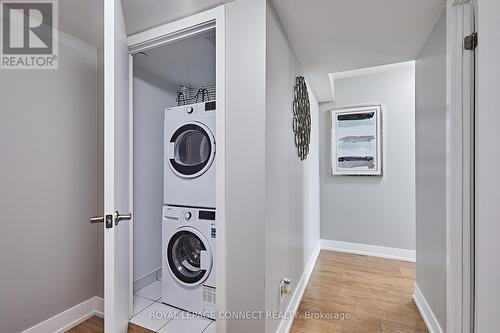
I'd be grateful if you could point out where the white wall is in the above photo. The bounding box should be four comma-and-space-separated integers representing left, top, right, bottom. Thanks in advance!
415, 9, 447, 331
475, 0, 500, 331
319, 66, 416, 251
265, 4, 320, 333
225, 3, 322, 332
301, 91, 321, 270
225, 0, 267, 331
133, 73, 177, 282
0, 35, 100, 333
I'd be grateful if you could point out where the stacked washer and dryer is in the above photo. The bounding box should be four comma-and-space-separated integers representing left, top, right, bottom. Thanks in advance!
162, 101, 217, 319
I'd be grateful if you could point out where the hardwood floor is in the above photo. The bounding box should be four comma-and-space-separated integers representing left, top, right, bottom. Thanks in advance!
290, 250, 428, 333
127, 323, 155, 333
66, 317, 155, 333
69, 251, 426, 333
66, 316, 103, 333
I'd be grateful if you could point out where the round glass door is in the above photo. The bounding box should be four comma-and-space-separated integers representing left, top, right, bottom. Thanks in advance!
166, 227, 211, 286
168, 122, 215, 178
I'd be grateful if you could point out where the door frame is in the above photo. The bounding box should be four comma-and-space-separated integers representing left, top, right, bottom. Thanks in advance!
127, 6, 226, 332
446, 1, 476, 332
128, 53, 134, 318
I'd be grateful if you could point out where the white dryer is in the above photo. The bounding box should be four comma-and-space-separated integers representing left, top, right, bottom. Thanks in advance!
162, 205, 216, 318
164, 101, 216, 208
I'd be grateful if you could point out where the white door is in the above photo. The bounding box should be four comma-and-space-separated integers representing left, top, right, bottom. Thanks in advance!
104, 0, 131, 331
447, 1, 476, 332
460, 3, 475, 331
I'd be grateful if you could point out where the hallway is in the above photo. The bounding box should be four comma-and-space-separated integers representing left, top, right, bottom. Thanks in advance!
290, 251, 427, 333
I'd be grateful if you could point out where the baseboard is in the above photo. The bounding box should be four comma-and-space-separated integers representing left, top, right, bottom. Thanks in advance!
413, 283, 444, 333
21, 296, 104, 333
275, 242, 321, 333
321, 239, 416, 262
134, 267, 161, 292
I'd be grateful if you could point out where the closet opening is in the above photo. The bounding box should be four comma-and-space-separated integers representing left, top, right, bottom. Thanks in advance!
130, 26, 219, 333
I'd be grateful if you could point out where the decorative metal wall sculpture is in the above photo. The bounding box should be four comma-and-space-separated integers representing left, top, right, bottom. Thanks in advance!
293, 76, 311, 160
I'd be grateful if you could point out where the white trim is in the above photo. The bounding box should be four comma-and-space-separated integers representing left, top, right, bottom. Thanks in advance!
213, 6, 227, 333
446, 1, 476, 332
321, 239, 416, 262
413, 284, 445, 333
330, 61, 415, 80
128, 53, 134, 319
276, 243, 321, 333
127, 7, 222, 53
328, 61, 415, 100
20, 297, 104, 333
133, 267, 161, 292
129, 21, 215, 54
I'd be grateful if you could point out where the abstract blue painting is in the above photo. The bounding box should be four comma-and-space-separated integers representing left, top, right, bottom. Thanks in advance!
331, 105, 382, 176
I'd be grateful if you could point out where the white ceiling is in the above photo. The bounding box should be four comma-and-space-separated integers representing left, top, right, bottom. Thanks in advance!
122, 0, 226, 35
271, 0, 445, 102
58, 0, 226, 47
63, 0, 444, 100
134, 30, 216, 89
57, 0, 226, 48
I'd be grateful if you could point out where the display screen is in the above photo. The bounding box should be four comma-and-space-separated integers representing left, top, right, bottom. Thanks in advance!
199, 210, 215, 220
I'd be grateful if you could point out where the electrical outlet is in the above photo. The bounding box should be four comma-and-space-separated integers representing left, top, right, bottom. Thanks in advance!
279, 278, 292, 303
279, 279, 285, 303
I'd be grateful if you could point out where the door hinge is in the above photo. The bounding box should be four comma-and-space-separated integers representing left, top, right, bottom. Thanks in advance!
464, 33, 478, 51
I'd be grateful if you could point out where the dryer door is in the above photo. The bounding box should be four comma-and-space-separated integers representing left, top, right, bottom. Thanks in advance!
166, 226, 213, 287
168, 122, 215, 179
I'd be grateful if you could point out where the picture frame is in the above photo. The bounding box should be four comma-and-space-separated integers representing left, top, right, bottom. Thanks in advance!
331, 105, 383, 176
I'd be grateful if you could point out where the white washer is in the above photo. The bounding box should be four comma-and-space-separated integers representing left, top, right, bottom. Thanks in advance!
164, 101, 216, 208
162, 205, 216, 318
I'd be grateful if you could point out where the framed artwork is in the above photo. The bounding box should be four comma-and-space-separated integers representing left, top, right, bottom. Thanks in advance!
331, 105, 383, 176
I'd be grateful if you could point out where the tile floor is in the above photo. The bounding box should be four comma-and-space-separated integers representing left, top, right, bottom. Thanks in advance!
130, 280, 215, 333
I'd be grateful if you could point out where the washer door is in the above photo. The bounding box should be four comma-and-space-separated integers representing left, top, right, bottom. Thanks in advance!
166, 226, 212, 287
168, 122, 215, 179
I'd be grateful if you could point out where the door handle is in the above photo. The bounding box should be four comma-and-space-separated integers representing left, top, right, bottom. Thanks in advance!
200, 250, 210, 270
114, 211, 132, 225
90, 215, 114, 228
90, 216, 104, 224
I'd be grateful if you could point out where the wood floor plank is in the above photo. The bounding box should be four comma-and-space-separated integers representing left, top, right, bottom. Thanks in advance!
65, 316, 103, 333
65, 316, 155, 333
127, 322, 155, 333
290, 250, 428, 333
380, 319, 429, 333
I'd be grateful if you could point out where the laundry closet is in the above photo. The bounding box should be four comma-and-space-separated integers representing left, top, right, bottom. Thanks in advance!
131, 26, 218, 330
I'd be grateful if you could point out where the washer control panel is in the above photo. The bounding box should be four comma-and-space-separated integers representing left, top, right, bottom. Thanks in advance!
163, 206, 216, 224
